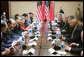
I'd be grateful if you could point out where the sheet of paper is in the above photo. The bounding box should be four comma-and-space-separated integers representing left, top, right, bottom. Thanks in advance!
32, 41, 37, 46
22, 50, 28, 55
56, 50, 67, 54
29, 39, 34, 42
28, 48, 35, 54
28, 43, 33, 46
37, 31, 40, 34
49, 48, 55, 54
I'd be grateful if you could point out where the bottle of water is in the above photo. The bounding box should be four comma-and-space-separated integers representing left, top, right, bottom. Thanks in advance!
52, 24, 54, 30
21, 33, 25, 38
19, 41, 22, 55
22, 37, 25, 44
56, 31, 59, 39
61, 41, 65, 51
29, 28, 33, 36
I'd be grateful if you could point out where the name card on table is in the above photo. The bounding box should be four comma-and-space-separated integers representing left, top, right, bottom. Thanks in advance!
22, 50, 28, 55
28, 48, 35, 55
37, 34, 41, 37
49, 48, 57, 55
47, 37, 52, 41
34, 37, 38, 41
48, 34, 52, 36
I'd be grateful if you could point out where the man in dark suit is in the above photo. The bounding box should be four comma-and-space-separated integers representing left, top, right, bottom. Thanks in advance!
63, 19, 83, 43
12, 18, 22, 35
59, 6, 64, 14
1, 20, 15, 56
28, 12, 34, 24
57, 13, 65, 30
22, 13, 30, 27
65, 30, 83, 55
61, 16, 74, 37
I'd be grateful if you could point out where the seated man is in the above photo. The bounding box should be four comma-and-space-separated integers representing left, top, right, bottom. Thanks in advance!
57, 13, 65, 30
22, 13, 30, 27
28, 12, 34, 24
62, 16, 74, 37
63, 18, 83, 43
12, 17, 22, 35
68, 16, 74, 23
3, 19, 20, 44
65, 30, 83, 55
18, 16, 29, 31
13, 14, 20, 20
61, 15, 69, 33
1, 20, 16, 56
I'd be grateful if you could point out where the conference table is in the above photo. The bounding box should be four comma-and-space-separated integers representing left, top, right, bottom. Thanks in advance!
11, 21, 79, 56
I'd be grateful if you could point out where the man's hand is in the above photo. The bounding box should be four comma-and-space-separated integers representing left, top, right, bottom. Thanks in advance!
70, 43, 78, 47
2, 48, 11, 56
81, 50, 83, 56
58, 35, 62, 39
23, 31, 28, 38
65, 45, 71, 52
62, 30, 66, 32
62, 37, 66, 41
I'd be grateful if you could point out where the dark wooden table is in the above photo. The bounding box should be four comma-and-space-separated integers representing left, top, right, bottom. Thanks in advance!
13, 21, 79, 56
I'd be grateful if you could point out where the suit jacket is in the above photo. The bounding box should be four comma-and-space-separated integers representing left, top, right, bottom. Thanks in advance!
59, 9, 64, 14
13, 24, 22, 35
65, 25, 83, 43
28, 17, 33, 24
62, 22, 74, 37
57, 19, 65, 30
25, 19, 30, 27
3, 29, 20, 44
70, 42, 83, 54
1, 33, 12, 52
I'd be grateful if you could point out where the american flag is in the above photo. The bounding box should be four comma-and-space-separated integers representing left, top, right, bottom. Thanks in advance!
45, 1, 50, 22
36, 1, 42, 21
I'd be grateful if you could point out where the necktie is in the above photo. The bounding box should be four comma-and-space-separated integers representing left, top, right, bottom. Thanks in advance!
71, 25, 78, 38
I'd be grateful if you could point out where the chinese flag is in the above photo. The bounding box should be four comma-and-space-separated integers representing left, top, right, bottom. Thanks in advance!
50, 1, 54, 21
